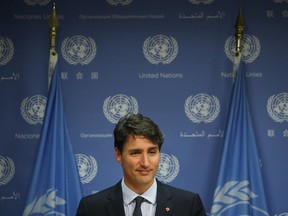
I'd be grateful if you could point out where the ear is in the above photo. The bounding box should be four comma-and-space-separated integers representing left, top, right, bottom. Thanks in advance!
114, 147, 122, 164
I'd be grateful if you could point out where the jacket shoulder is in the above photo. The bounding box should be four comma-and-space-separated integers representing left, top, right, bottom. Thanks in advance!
82, 182, 121, 203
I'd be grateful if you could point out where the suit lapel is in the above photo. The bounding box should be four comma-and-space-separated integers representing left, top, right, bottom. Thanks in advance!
155, 181, 174, 216
104, 180, 177, 216
106, 181, 125, 216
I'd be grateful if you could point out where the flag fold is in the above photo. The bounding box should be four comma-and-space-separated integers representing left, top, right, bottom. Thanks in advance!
210, 62, 269, 216
23, 54, 82, 216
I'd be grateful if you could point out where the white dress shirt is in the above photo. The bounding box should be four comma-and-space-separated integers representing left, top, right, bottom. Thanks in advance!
122, 178, 157, 216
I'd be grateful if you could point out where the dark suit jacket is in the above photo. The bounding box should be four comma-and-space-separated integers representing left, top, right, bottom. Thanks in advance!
76, 180, 206, 216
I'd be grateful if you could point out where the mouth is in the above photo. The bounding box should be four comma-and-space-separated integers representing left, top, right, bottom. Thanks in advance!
137, 169, 151, 175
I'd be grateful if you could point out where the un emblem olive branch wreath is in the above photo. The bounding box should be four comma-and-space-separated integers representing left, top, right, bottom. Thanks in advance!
0, 156, 15, 186
184, 95, 220, 123
0, 37, 14, 66
267, 94, 288, 123
143, 35, 178, 65
210, 180, 258, 214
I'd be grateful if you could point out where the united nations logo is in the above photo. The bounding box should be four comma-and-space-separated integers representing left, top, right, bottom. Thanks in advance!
23, 188, 66, 216
23, 0, 50, 6
0, 156, 15, 186
156, 153, 179, 183
103, 94, 139, 124
61, 35, 96, 65
188, 0, 214, 4
225, 34, 260, 64
185, 93, 220, 123
0, 37, 14, 66
143, 35, 178, 65
75, 154, 98, 184
21, 95, 47, 125
267, 92, 288, 123
106, 0, 133, 5
210, 180, 269, 216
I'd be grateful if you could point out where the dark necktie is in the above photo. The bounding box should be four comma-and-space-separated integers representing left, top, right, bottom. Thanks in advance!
133, 196, 144, 216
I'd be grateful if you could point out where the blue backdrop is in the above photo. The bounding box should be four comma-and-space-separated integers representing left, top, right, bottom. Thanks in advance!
1, 0, 287, 215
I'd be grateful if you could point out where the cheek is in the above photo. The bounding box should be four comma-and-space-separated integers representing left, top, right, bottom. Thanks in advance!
151, 156, 160, 166
155, 159, 160, 168
126, 157, 143, 170
154, 154, 160, 162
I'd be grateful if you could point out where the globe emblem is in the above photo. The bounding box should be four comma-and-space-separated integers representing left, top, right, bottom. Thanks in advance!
143, 35, 178, 65
0, 156, 15, 186
75, 154, 97, 184
103, 94, 138, 123
156, 153, 179, 183
61, 35, 96, 65
185, 93, 220, 123
0, 37, 14, 66
225, 34, 260, 64
267, 92, 288, 123
21, 95, 47, 125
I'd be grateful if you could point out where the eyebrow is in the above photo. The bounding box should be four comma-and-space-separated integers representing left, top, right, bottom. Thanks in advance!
148, 146, 159, 151
128, 146, 159, 152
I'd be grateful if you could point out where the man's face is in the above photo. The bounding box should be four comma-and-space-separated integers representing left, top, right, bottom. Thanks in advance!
115, 135, 160, 194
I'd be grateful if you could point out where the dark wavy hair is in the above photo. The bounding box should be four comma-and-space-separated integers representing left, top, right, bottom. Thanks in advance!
113, 114, 164, 153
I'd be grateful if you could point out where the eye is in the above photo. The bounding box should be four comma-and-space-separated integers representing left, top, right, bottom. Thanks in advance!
149, 149, 158, 155
130, 150, 141, 156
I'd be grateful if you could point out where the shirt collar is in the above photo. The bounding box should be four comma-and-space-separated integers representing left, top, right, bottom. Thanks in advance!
122, 178, 157, 206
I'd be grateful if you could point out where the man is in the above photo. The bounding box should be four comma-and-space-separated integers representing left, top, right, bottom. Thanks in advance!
76, 114, 206, 216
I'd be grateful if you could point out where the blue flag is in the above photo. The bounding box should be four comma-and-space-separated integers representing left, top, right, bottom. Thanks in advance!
210, 62, 269, 216
23, 55, 82, 216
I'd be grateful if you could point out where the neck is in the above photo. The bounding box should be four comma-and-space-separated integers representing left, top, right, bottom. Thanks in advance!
123, 178, 155, 195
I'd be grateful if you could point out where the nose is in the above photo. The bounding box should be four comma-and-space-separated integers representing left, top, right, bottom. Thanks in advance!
140, 153, 149, 167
